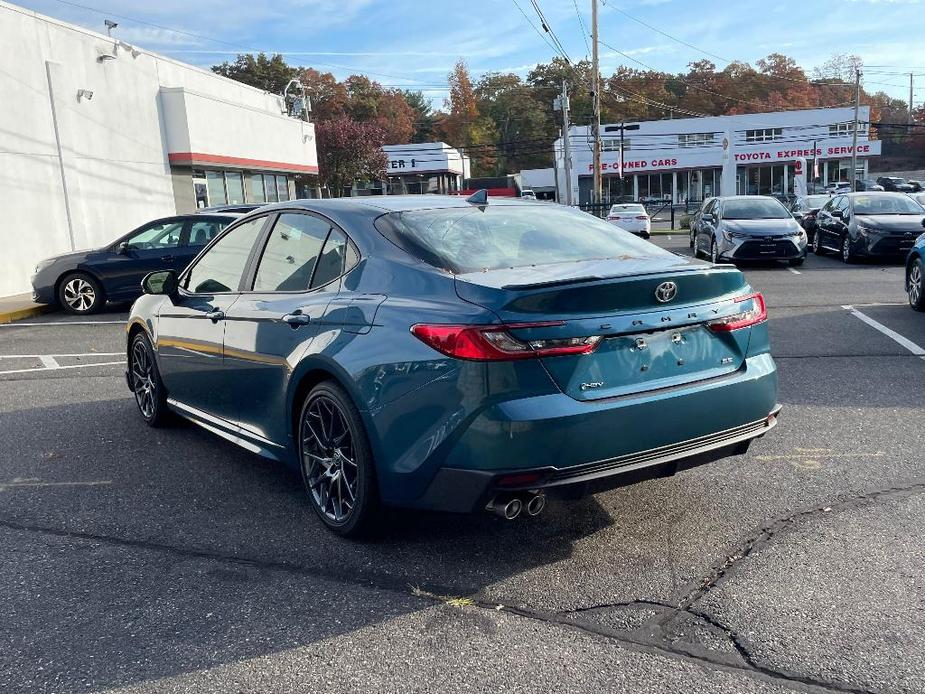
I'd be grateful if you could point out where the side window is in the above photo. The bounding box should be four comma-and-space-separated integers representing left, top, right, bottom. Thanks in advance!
187, 219, 228, 247
311, 229, 348, 288
821, 197, 836, 212
125, 220, 184, 250
184, 217, 266, 294
253, 213, 331, 292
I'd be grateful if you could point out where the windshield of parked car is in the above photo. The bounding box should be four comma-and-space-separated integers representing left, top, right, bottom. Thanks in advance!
722, 198, 790, 220
853, 195, 925, 215
378, 204, 670, 273
609, 204, 646, 214
912, 193, 925, 207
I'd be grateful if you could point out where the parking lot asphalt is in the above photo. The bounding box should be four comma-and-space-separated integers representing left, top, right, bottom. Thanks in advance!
2, 240, 924, 694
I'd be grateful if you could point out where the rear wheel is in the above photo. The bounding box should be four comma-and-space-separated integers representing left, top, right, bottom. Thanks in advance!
299, 382, 378, 537
58, 272, 103, 314
909, 258, 925, 311
841, 235, 855, 264
129, 333, 170, 427
710, 238, 721, 264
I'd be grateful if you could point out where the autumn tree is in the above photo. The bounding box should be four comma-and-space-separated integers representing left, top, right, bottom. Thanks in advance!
300, 68, 348, 121
315, 119, 387, 197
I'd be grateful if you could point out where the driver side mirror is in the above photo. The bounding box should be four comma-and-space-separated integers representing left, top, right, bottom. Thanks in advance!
701, 213, 714, 222
831, 209, 844, 219
142, 269, 178, 297
117, 241, 129, 255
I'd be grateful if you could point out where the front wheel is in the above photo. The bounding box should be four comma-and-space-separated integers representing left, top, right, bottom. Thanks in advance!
710, 238, 721, 264
909, 258, 925, 311
58, 272, 103, 314
813, 231, 826, 255
789, 257, 805, 267
299, 382, 378, 537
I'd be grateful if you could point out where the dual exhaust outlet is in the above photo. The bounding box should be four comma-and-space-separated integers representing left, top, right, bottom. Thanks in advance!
489, 492, 546, 520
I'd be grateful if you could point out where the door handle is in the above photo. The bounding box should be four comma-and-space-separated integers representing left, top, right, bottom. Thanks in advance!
206, 308, 225, 323
160, 255, 174, 262
283, 312, 311, 327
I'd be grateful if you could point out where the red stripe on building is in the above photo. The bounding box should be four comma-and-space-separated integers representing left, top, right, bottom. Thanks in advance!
168, 152, 319, 174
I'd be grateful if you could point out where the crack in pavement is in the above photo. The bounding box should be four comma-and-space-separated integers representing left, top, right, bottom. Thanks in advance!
4, 478, 925, 694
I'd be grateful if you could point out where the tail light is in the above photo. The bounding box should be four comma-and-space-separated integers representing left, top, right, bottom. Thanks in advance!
708, 292, 767, 332
608, 216, 622, 221
411, 322, 602, 361
635, 215, 649, 220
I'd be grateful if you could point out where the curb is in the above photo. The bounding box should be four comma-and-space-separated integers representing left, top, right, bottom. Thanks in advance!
0, 304, 51, 324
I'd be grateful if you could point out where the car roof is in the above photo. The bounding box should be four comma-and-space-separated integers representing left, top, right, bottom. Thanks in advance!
250, 194, 543, 214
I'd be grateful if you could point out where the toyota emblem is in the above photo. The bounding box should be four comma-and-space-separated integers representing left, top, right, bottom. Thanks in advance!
655, 281, 678, 303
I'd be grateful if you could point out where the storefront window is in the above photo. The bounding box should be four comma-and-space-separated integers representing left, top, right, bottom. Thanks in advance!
276, 175, 289, 202
206, 171, 226, 206
225, 172, 245, 204
265, 176, 279, 202
248, 173, 266, 203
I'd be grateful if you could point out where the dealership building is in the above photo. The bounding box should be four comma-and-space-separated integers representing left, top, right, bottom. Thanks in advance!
352, 142, 470, 196
554, 106, 881, 205
1, 1, 318, 297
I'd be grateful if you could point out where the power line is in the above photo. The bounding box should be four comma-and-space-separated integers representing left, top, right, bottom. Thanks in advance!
571, 0, 591, 56
603, 4, 731, 64
528, 0, 573, 64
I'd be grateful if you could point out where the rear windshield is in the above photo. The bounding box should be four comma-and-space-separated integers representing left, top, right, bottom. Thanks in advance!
805, 195, 830, 208
722, 198, 789, 220
376, 204, 670, 273
610, 204, 645, 214
853, 195, 924, 215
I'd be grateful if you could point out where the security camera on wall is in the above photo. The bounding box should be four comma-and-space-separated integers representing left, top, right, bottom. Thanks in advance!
76, 89, 93, 102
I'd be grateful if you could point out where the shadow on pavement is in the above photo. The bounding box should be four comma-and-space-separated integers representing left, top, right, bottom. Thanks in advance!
0, 397, 613, 692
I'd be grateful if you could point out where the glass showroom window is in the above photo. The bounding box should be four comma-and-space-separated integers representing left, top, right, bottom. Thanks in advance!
248, 173, 267, 203
265, 175, 279, 202
225, 172, 245, 205
206, 171, 226, 206
276, 175, 290, 202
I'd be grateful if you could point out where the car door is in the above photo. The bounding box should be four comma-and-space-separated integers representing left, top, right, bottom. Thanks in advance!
698, 199, 718, 253
174, 216, 231, 273
816, 196, 840, 248
104, 218, 188, 300
155, 215, 271, 417
221, 211, 355, 445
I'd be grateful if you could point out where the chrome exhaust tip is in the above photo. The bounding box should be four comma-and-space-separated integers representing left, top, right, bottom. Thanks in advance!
525, 494, 546, 516
491, 497, 523, 520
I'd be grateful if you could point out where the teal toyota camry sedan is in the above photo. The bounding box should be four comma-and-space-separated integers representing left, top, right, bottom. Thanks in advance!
126, 195, 780, 536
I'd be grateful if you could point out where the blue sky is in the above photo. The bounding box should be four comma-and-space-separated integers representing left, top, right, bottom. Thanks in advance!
14, 0, 925, 108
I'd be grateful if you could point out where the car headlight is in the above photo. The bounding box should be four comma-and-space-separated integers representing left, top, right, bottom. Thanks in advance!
722, 230, 749, 241
33, 258, 55, 274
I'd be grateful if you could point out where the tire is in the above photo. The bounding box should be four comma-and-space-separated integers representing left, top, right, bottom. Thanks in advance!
689, 231, 696, 250
813, 231, 826, 255
129, 332, 170, 427
909, 257, 925, 312
841, 235, 855, 264
710, 238, 722, 264
58, 272, 104, 314
789, 257, 805, 267
299, 381, 379, 537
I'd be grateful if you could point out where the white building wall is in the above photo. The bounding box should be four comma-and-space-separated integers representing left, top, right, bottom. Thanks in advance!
0, 1, 316, 297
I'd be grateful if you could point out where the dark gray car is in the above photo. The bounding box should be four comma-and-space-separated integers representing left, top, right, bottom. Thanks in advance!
691, 195, 807, 266
813, 192, 925, 262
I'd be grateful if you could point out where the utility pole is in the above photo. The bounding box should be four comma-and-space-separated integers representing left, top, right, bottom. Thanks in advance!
910, 73, 915, 126
554, 80, 573, 206
591, 0, 602, 207
850, 67, 861, 192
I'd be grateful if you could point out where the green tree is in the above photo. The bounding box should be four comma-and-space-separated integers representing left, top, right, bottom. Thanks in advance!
403, 90, 437, 143
315, 118, 387, 197
212, 53, 299, 94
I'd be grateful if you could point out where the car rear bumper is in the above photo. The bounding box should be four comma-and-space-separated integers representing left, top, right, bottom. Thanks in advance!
413, 404, 781, 513
403, 352, 779, 512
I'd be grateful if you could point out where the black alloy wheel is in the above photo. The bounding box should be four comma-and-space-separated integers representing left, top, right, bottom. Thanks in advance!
813, 231, 825, 255
909, 258, 925, 311
130, 333, 169, 426
841, 235, 855, 264
299, 382, 377, 537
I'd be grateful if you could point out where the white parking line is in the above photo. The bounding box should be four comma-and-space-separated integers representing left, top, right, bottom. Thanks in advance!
843, 305, 925, 359
787, 267, 802, 275
0, 352, 123, 359
38, 355, 59, 369
0, 361, 123, 376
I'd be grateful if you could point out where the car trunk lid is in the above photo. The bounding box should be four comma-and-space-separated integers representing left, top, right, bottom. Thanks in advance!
454, 258, 757, 401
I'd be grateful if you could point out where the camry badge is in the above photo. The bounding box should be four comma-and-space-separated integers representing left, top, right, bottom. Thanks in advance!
654, 281, 678, 303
